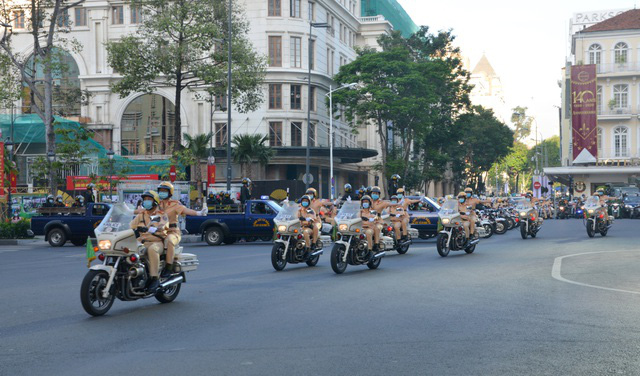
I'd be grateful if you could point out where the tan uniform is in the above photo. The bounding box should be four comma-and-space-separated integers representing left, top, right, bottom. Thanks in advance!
130, 209, 168, 277
158, 199, 199, 267
298, 206, 317, 249
361, 208, 381, 250
389, 204, 405, 240
457, 201, 472, 238
309, 199, 328, 244
399, 198, 420, 237
462, 197, 490, 236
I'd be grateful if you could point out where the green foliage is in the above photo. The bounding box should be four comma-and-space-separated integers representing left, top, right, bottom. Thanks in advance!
231, 133, 274, 180
0, 53, 21, 109
184, 133, 212, 195
0, 220, 32, 239
511, 106, 533, 142
106, 0, 266, 151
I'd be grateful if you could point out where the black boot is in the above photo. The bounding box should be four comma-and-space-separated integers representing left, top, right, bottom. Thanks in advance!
147, 277, 160, 293
303, 248, 312, 260
160, 264, 173, 279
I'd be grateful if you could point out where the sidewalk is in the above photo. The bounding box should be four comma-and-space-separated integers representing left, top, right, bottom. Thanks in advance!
0, 237, 43, 246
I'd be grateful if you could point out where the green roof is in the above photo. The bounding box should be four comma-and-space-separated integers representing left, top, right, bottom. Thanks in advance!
361, 0, 419, 38
0, 114, 170, 174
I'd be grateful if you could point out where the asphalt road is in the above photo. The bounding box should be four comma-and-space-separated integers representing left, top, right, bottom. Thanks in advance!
1, 219, 640, 376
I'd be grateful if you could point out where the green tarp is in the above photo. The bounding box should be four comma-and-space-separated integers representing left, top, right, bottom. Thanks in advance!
361, 0, 419, 38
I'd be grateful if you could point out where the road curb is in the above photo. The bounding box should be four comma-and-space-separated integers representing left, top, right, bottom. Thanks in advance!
0, 238, 42, 246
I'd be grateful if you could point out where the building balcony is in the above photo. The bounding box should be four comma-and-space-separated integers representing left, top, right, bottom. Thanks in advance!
597, 106, 632, 120
596, 149, 640, 166
596, 63, 639, 75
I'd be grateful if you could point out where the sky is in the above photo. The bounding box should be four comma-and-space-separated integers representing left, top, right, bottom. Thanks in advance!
397, 0, 638, 141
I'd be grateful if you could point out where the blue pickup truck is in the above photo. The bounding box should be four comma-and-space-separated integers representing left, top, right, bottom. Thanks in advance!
31, 203, 112, 247
406, 196, 441, 239
185, 199, 281, 246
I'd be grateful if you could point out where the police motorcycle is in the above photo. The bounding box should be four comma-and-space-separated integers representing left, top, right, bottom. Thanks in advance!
475, 209, 495, 238
271, 201, 330, 271
381, 198, 419, 254
80, 203, 199, 316
436, 198, 478, 257
517, 199, 541, 239
331, 200, 389, 274
584, 196, 612, 238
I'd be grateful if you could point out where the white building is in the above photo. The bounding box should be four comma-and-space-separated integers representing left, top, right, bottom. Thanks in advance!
468, 53, 508, 123
7, 0, 409, 197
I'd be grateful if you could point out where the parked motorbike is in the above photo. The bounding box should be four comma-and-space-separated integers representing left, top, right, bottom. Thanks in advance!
271, 201, 330, 271
475, 210, 494, 239
584, 197, 612, 238
436, 199, 478, 257
518, 200, 541, 239
610, 202, 621, 219
331, 201, 388, 274
80, 204, 199, 316
556, 205, 568, 219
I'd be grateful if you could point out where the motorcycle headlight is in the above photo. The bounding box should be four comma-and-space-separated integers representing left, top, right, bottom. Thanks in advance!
520, 212, 527, 217
338, 224, 348, 232
442, 218, 450, 225
98, 239, 112, 250
587, 209, 595, 214
277, 225, 287, 233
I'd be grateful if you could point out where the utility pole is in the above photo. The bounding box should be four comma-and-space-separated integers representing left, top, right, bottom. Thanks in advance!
226, 0, 232, 191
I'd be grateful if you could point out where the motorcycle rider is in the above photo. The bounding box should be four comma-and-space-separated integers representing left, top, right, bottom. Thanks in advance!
297, 195, 317, 258
341, 184, 357, 201
306, 187, 331, 247
388, 195, 406, 242
594, 189, 614, 224
370, 186, 392, 245
395, 188, 420, 240
156, 182, 208, 278
457, 192, 472, 240
389, 174, 401, 196
240, 178, 252, 204
360, 195, 381, 253
130, 190, 168, 292
461, 187, 491, 238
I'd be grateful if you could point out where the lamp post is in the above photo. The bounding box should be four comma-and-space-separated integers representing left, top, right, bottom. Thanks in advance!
47, 151, 56, 195
305, 22, 330, 189
107, 149, 114, 201
5, 139, 13, 218
326, 83, 357, 199
226, 0, 232, 192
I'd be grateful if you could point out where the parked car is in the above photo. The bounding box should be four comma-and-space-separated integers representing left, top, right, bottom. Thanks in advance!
185, 199, 281, 245
31, 203, 112, 247
406, 196, 441, 239
622, 195, 640, 218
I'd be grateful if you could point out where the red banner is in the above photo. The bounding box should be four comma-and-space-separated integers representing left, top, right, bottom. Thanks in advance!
169, 165, 176, 182
207, 165, 216, 186
0, 142, 4, 198
66, 174, 159, 191
571, 65, 598, 163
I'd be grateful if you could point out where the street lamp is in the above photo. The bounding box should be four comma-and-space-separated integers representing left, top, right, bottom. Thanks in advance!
107, 149, 114, 201
5, 139, 13, 218
305, 22, 330, 189
47, 151, 56, 195
226, 0, 232, 192
326, 83, 357, 199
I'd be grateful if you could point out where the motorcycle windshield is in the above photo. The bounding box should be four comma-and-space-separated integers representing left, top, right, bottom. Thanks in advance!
438, 199, 458, 216
516, 201, 533, 210
585, 196, 600, 209
95, 203, 135, 237
274, 201, 298, 222
336, 201, 361, 221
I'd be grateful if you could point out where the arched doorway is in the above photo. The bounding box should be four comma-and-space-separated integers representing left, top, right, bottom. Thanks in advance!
120, 94, 175, 156
22, 48, 82, 117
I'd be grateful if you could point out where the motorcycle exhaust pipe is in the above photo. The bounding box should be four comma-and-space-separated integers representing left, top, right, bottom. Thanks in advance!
469, 239, 480, 245
311, 250, 323, 256
373, 251, 385, 258
160, 275, 184, 289
128, 266, 145, 278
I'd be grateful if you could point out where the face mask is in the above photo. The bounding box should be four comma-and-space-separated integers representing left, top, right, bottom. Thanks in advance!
362, 202, 370, 209
79, 198, 84, 203
391, 200, 398, 205
142, 200, 154, 210
466, 193, 471, 198
301, 201, 309, 207
48, 199, 53, 203
57, 199, 62, 203
397, 194, 403, 199
459, 198, 465, 203
158, 191, 169, 200
526, 198, 531, 202
372, 194, 379, 200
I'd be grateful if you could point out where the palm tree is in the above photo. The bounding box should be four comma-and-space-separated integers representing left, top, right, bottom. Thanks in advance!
184, 132, 213, 198
232, 134, 274, 179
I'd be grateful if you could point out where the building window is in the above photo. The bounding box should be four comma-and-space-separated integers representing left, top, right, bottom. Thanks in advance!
269, 84, 282, 109
613, 84, 628, 108
74, 8, 86, 27
268, 36, 282, 67
121, 94, 176, 156
268, 0, 281, 16
309, 122, 316, 146
614, 126, 628, 157
596, 85, 602, 114
327, 48, 334, 76
597, 127, 603, 156
112, 6, 124, 25
215, 95, 228, 111
290, 36, 302, 68
290, 84, 302, 110
291, 122, 302, 146
13, 10, 25, 29
588, 44, 601, 65
308, 1, 315, 20
614, 42, 628, 64
215, 123, 228, 147
290, 0, 301, 17
309, 86, 315, 111
130, 6, 142, 24
309, 39, 315, 70
269, 121, 283, 146
56, 9, 69, 27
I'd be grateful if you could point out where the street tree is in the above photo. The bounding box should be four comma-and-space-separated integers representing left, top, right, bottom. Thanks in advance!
231, 133, 274, 180
511, 106, 533, 142
106, 0, 266, 153
184, 132, 213, 198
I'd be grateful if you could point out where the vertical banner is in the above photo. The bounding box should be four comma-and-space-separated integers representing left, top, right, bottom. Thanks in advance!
169, 165, 177, 182
207, 165, 216, 186
571, 65, 598, 163
0, 141, 4, 200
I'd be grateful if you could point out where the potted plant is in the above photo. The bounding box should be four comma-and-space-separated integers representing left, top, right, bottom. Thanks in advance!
608, 99, 617, 111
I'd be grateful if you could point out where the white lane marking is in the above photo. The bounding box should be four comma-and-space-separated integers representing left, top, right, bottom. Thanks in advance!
552, 249, 640, 295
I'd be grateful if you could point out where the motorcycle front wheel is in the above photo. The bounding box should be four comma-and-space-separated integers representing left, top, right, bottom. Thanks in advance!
586, 219, 595, 238
482, 224, 494, 238
80, 270, 115, 316
520, 222, 528, 239
436, 233, 450, 257
331, 244, 348, 274
494, 221, 507, 235
271, 243, 287, 271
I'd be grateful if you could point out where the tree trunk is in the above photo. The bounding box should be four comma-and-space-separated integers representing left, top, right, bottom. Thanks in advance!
173, 72, 182, 153
377, 116, 389, 195
44, 57, 56, 195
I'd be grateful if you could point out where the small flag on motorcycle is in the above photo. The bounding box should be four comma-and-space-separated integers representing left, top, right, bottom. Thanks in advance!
86, 237, 96, 268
